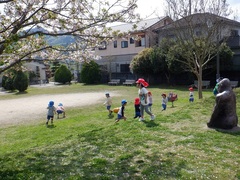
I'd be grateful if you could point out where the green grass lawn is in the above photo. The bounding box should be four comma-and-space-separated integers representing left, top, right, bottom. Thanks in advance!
0, 83, 240, 179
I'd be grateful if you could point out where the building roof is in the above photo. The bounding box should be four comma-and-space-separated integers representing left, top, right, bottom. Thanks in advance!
156, 13, 240, 32
108, 17, 165, 33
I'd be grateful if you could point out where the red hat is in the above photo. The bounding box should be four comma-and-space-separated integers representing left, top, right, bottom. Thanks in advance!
162, 93, 166, 97
136, 78, 149, 87
134, 98, 140, 105
136, 78, 145, 84
189, 87, 194, 91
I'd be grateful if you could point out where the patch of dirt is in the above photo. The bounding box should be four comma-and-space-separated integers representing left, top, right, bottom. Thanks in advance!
0, 91, 109, 128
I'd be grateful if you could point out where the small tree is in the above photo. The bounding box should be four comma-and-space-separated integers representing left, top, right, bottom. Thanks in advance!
81, 60, 101, 84
130, 48, 157, 81
130, 47, 176, 83
2, 72, 15, 91
13, 71, 28, 92
54, 65, 72, 84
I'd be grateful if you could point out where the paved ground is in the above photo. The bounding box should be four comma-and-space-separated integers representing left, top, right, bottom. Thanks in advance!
0, 83, 112, 128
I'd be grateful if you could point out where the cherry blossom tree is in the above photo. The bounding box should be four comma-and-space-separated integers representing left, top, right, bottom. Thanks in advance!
0, 0, 139, 73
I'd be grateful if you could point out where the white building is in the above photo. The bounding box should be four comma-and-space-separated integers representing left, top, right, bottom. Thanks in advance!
94, 17, 173, 82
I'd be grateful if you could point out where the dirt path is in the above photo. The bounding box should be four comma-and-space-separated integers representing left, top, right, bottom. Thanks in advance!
0, 91, 111, 128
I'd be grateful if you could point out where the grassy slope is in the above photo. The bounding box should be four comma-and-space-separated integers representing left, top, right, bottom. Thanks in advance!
0, 84, 239, 179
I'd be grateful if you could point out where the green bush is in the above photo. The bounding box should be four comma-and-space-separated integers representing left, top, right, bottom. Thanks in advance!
54, 64, 72, 84
2, 74, 15, 91
13, 71, 28, 92
80, 60, 101, 84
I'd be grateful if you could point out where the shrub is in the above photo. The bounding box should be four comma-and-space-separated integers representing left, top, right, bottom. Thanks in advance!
54, 64, 72, 84
2, 73, 15, 91
13, 71, 29, 92
80, 60, 101, 84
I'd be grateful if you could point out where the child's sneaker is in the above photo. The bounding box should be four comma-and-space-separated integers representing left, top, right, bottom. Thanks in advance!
139, 117, 144, 121
150, 115, 155, 120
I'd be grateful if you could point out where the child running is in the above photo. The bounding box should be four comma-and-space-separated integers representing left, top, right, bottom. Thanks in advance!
134, 97, 141, 119
103, 92, 113, 117
115, 99, 127, 123
161, 93, 168, 111
136, 78, 155, 121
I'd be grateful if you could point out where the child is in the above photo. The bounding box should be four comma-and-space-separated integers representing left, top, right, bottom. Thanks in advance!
56, 103, 66, 119
136, 78, 155, 121
189, 87, 194, 102
46, 100, 56, 125
103, 92, 113, 117
161, 93, 168, 111
115, 99, 127, 123
134, 97, 141, 119
147, 91, 153, 112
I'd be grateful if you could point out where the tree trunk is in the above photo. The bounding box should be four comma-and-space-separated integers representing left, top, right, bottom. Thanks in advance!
198, 67, 203, 99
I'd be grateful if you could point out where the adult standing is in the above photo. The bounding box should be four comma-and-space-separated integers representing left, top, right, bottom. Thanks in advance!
136, 78, 155, 121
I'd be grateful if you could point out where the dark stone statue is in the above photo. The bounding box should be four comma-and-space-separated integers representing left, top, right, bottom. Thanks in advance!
207, 78, 238, 129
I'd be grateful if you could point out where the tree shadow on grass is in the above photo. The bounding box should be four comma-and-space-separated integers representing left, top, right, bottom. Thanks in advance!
15, 91, 28, 95
0, 127, 186, 179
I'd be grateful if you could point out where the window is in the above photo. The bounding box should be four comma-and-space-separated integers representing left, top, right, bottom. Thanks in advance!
98, 41, 107, 50
231, 30, 239, 36
121, 41, 128, 48
141, 37, 145, 46
135, 36, 145, 47
130, 37, 134, 44
113, 40, 117, 48
120, 64, 130, 73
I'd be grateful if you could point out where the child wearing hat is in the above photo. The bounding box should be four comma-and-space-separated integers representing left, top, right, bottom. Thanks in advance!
115, 99, 127, 123
136, 78, 155, 121
56, 103, 66, 119
161, 93, 168, 111
134, 97, 141, 119
189, 87, 194, 102
46, 100, 56, 125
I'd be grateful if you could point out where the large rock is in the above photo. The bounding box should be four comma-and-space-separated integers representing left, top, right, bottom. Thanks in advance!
207, 78, 238, 129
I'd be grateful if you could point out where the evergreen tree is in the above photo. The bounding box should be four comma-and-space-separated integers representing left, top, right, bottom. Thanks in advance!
81, 60, 101, 84
13, 71, 28, 92
54, 64, 72, 84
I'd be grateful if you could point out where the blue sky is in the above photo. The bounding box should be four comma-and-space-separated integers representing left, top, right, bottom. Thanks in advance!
0, 1, 239, 21
136, 0, 240, 20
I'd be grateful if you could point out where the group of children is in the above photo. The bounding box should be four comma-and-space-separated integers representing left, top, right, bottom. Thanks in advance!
104, 78, 156, 123
104, 78, 196, 123
46, 79, 195, 125
46, 101, 66, 125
